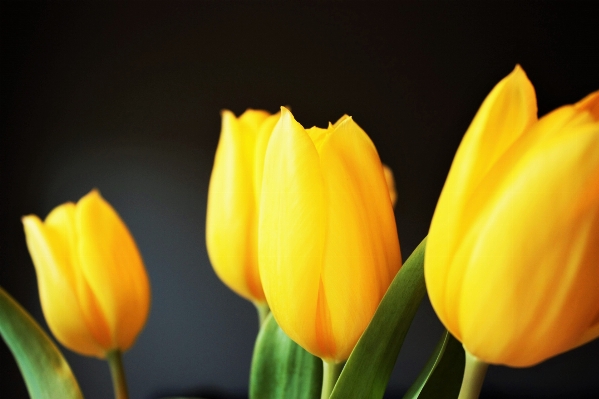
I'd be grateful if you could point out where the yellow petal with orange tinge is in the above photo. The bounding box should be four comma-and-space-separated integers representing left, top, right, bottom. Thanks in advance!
575, 90, 599, 120
22, 214, 105, 357
458, 111, 599, 366
426, 66, 537, 332
22, 190, 150, 358
259, 107, 401, 362
383, 165, 397, 207
207, 111, 261, 302
77, 191, 150, 351
317, 117, 401, 361
206, 109, 279, 303
425, 66, 599, 367
45, 203, 113, 351
259, 108, 325, 358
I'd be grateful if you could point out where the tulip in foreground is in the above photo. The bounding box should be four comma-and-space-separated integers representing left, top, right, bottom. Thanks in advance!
425, 65, 599, 384
259, 107, 401, 367
206, 109, 280, 315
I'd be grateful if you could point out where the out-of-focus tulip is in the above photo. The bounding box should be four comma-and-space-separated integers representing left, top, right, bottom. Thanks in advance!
425, 65, 599, 367
22, 190, 150, 358
259, 108, 401, 363
206, 109, 280, 303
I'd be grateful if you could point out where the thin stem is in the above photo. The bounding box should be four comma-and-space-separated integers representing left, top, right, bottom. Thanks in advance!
107, 350, 129, 399
254, 301, 270, 328
457, 348, 489, 399
320, 360, 343, 399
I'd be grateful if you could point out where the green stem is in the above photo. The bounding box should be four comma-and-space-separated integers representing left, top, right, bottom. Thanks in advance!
107, 350, 129, 399
457, 348, 489, 399
320, 360, 343, 399
254, 301, 270, 328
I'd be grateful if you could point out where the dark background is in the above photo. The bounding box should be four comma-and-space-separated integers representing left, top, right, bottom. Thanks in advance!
2, 2, 599, 398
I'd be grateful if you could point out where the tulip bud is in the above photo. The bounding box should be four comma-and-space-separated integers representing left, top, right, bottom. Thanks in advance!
22, 190, 150, 358
425, 65, 599, 367
259, 108, 401, 362
206, 109, 280, 303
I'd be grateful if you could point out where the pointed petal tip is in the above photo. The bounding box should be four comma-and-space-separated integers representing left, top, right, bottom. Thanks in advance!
278, 106, 303, 129
575, 90, 599, 120
21, 214, 40, 227
508, 64, 530, 84
219, 110, 237, 128
81, 189, 104, 205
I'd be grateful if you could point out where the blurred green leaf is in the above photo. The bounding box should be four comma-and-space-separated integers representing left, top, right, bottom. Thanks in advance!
330, 237, 427, 399
0, 286, 83, 399
403, 330, 465, 399
250, 313, 322, 399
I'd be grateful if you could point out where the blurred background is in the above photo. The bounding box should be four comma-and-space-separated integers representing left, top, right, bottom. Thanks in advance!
1, 2, 599, 398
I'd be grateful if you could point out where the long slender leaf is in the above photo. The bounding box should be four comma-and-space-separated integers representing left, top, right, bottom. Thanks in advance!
330, 237, 427, 399
250, 313, 322, 399
0, 286, 83, 399
403, 330, 465, 399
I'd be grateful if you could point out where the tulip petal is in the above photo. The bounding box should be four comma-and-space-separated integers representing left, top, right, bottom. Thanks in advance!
575, 90, 599, 121
77, 190, 150, 351
22, 213, 104, 357
238, 108, 271, 132
426, 65, 537, 330
382, 165, 397, 207
254, 113, 282, 205
317, 117, 401, 361
44, 204, 112, 352
259, 107, 325, 358
455, 106, 599, 366
574, 314, 599, 349
207, 111, 264, 301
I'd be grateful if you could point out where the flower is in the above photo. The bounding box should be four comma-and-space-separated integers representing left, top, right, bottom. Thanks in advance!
259, 108, 401, 362
206, 109, 280, 303
22, 190, 150, 358
425, 65, 599, 367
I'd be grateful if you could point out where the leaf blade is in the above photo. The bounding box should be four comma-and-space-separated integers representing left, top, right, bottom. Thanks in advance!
403, 330, 465, 399
250, 313, 322, 399
0, 286, 83, 399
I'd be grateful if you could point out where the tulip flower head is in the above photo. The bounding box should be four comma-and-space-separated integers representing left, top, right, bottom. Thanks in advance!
22, 190, 151, 358
259, 108, 401, 362
206, 109, 280, 303
425, 66, 599, 367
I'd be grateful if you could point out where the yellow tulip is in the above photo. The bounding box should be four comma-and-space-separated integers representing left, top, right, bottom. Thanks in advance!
22, 190, 150, 358
425, 65, 599, 367
206, 109, 280, 303
259, 108, 401, 362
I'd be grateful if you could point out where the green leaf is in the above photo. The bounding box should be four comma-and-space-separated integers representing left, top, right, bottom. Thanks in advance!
250, 312, 322, 399
330, 237, 428, 399
403, 330, 465, 399
0, 286, 83, 399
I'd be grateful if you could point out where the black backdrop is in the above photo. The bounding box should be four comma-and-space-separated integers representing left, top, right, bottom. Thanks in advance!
1, 2, 599, 398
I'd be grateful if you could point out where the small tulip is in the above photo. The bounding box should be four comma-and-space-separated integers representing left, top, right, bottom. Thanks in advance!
425, 66, 599, 367
259, 108, 401, 362
22, 190, 150, 358
206, 109, 280, 303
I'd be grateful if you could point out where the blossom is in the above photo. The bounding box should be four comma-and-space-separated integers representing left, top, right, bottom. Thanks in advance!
259, 108, 401, 362
22, 190, 150, 358
425, 66, 599, 367
206, 109, 280, 303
